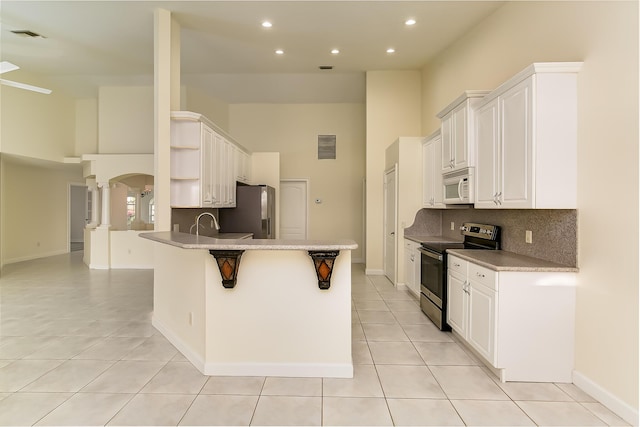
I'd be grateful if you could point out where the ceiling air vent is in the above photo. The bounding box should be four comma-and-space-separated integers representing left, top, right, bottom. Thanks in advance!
11, 30, 44, 38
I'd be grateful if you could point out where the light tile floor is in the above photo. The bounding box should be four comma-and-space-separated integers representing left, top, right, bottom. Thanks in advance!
0, 252, 629, 426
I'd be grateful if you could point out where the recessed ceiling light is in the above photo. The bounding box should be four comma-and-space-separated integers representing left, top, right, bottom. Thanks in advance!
386, 48, 396, 54
275, 49, 284, 55
405, 19, 417, 26
331, 49, 340, 55
261, 21, 273, 28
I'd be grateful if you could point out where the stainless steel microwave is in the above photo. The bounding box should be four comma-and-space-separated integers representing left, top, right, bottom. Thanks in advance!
443, 168, 474, 204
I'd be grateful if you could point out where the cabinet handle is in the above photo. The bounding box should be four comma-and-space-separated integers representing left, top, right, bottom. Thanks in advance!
476, 272, 485, 278
453, 262, 460, 267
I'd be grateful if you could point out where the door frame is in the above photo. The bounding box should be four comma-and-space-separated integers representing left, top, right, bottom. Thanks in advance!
383, 165, 398, 285
279, 178, 309, 240
68, 182, 88, 253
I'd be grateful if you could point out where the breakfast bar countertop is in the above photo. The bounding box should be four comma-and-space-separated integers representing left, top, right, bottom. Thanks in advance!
140, 231, 358, 251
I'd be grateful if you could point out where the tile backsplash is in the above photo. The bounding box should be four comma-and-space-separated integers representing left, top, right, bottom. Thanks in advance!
406, 208, 577, 267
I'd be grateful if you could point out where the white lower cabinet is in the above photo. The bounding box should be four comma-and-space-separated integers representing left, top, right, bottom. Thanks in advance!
403, 239, 421, 297
447, 254, 576, 382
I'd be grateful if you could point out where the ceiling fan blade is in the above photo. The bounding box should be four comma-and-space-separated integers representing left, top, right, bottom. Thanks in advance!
0, 78, 52, 94
0, 61, 20, 74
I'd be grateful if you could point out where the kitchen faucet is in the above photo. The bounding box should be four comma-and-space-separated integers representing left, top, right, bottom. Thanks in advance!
194, 212, 220, 236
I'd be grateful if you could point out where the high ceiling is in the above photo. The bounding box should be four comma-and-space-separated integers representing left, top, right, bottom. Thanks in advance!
1, 1, 504, 103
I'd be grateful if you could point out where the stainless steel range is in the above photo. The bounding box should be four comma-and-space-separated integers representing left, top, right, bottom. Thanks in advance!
418, 223, 500, 330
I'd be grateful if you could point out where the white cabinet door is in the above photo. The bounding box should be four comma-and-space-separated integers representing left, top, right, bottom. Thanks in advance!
422, 133, 445, 208
475, 98, 500, 208
404, 240, 420, 297
422, 141, 434, 207
201, 125, 215, 207
500, 77, 533, 208
447, 270, 467, 336
432, 135, 444, 207
468, 280, 497, 364
452, 104, 469, 170
413, 244, 421, 296
441, 114, 453, 172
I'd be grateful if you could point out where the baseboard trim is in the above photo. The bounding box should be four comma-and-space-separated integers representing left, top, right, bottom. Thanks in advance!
3, 249, 68, 265
573, 370, 639, 426
365, 268, 384, 275
152, 316, 206, 374
351, 258, 364, 264
203, 362, 353, 378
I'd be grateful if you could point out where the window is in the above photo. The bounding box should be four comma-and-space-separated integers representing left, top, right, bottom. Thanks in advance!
126, 195, 136, 227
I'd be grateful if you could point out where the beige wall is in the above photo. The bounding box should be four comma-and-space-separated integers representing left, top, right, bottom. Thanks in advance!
229, 104, 365, 261
98, 86, 154, 154
0, 71, 75, 162
420, 1, 638, 416
75, 98, 98, 156
183, 87, 230, 132
365, 71, 422, 273
1, 157, 84, 265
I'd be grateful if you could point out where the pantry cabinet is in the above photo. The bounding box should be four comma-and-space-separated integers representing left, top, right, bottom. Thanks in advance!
437, 91, 489, 173
170, 111, 251, 208
446, 253, 576, 382
474, 62, 582, 209
422, 131, 445, 208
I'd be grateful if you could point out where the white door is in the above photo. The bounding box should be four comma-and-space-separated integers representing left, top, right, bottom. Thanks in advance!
383, 168, 397, 284
280, 180, 308, 240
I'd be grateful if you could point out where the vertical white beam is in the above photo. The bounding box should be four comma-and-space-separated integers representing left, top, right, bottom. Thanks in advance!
98, 182, 111, 229
154, 8, 179, 231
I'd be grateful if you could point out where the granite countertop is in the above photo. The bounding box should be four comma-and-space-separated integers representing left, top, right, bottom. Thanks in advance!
447, 249, 578, 272
140, 231, 358, 251
404, 234, 463, 244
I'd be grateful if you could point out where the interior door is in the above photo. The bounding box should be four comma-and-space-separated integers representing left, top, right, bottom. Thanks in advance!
383, 167, 397, 284
280, 180, 308, 240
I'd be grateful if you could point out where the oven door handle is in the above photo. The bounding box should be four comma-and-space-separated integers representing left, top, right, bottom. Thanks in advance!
418, 248, 443, 261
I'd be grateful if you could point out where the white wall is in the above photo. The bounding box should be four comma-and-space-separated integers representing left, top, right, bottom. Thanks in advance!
229, 104, 365, 260
420, 1, 638, 420
365, 71, 422, 273
98, 86, 154, 154
1, 157, 84, 265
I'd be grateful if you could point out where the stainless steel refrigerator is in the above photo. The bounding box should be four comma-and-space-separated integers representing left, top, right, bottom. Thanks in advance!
219, 185, 276, 239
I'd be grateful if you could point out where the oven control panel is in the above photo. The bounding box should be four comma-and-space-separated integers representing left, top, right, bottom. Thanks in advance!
460, 223, 500, 241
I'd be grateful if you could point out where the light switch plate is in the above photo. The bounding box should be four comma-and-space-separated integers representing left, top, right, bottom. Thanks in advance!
450, 222, 455, 231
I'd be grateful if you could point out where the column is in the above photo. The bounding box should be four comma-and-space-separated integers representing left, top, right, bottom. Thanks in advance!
86, 180, 99, 228
98, 181, 111, 229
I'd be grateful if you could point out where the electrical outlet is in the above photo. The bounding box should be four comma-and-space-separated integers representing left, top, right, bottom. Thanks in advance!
525, 230, 533, 244
450, 222, 455, 231
211, 219, 214, 228
188, 312, 193, 326
173, 224, 179, 232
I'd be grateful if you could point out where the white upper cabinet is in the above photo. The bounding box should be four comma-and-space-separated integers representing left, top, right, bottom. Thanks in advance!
438, 91, 490, 173
170, 111, 251, 208
422, 131, 445, 208
474, 63, 582, 209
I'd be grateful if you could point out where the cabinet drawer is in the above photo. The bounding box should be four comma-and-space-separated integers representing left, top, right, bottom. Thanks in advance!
469, 263, 497, 290
448, 255, 467, 276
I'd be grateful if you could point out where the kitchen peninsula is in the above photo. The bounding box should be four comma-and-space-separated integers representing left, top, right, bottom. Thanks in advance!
140, 231, 357, 378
